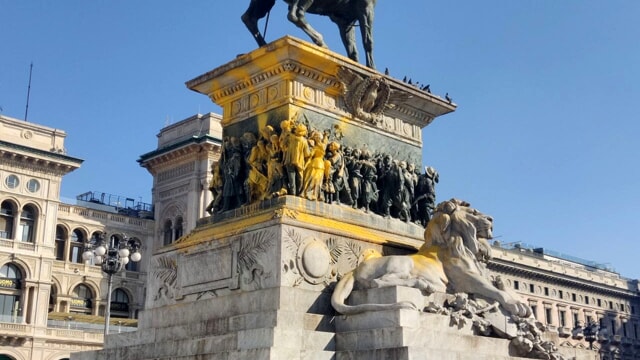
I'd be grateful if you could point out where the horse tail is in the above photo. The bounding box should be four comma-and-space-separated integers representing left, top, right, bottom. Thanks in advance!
331, 272, 418, 315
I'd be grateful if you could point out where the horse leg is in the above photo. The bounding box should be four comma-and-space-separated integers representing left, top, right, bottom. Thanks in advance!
242, 0, 276, 46
287, 0, 327, 47
357, 1, 376, 69
333, 17, 359, 63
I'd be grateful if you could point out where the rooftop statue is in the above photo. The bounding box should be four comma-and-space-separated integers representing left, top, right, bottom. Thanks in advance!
242, 0, 377, 68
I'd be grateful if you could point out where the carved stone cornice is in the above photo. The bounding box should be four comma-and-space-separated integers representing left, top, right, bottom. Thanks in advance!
139, 137, 221, 173
488, 260, 637, 299
186, 36, 455, 135
208, 60, 342, 103
0, 141, 82, 176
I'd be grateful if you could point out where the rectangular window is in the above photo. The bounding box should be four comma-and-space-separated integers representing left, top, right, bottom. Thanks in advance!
558, 290, 563, 299
514, 280, 519, 290
0, 294, 20, 320
531, 305, 538, 319
545, 308, 552, 324
0, 217, 13, 239
55, 240, 65, 260
585, 297, 590, 305
544, 287, 549, 296
69, 246, 82, 263
573, 313, 579, 327
125, 261, 139, 272
20, 221, 33, 242
597, 299, 602, 307
611, 320, 616, 334
529, 284, 535, 293
559, 310, 566, 327
572, 293, 577, 302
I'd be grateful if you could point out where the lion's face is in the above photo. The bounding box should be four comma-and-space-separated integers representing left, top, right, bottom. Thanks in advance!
465, 208, 493, 240
422, 199, 493, 252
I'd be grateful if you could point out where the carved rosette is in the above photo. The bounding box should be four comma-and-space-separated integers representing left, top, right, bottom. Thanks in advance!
295, 238, 333, 285
283, 229, 375, 287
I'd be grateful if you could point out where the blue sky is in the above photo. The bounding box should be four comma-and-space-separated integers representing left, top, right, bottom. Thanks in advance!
1, 1, 639, 278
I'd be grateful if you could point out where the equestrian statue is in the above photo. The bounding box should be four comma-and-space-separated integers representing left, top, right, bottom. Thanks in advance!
242, 0, 377, 69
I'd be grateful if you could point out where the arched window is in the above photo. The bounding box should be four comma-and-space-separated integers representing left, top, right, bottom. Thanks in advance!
109, 234, 122, 248
163, 220, 173, 246
70, 284, 92, 313
54, 226, 67, 260
174, 216, 184, 240
68, 229, 85, 263
0, 263, 23, 322
90, 231, 102, 245
19, 205, 36, 243
0, 201, 15, 240
110, 288, 130, 317
0, 263, 22, 286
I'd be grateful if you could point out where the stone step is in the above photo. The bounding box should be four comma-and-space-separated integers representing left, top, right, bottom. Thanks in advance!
337, 347, 534, 360
273, 327, 335, 351
336, 326, 512, 357
335, 308, 475, 336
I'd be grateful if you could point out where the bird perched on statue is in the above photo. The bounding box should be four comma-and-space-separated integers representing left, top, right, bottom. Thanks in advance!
445, 93, 452, 103
402, 76, 407, 83
384, 67, 389, 75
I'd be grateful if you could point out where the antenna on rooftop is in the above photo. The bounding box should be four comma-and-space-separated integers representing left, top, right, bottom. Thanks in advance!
24, 62, 34, 122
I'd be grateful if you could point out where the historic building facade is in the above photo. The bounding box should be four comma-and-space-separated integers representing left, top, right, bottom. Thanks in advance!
137, 112, 223, 255
0, 114, 154, 360
489, 242, 640, 357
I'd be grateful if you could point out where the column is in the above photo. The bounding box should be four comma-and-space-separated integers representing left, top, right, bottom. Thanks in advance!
21, 284, 31, 324
13, 209, 22, 241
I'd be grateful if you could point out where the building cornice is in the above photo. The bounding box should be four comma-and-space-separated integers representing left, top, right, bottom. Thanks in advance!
0, 140, 83, 175
138, 135, 221, 171
488, 260, 638, 299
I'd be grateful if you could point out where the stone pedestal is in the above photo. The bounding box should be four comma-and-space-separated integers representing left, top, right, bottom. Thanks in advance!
72, 37, 593, 360
73, 196, 427, 360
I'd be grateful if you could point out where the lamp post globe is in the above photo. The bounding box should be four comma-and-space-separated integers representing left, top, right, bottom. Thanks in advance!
83, 233, 142, 338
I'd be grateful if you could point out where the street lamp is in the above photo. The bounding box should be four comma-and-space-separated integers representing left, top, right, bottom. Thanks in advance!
584, 322, 598, 350
82, 233, 142, 338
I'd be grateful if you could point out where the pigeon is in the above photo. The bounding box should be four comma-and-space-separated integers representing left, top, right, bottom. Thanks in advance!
384, 67, 389, 75
445, 93, 452, 103
422, 84, 431, 93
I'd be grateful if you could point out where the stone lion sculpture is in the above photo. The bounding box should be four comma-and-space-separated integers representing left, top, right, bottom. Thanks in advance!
331, 199, 531, 318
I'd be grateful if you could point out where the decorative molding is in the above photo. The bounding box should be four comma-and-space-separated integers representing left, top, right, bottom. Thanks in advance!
272, 208, 298, 220
157, 163, 195, 183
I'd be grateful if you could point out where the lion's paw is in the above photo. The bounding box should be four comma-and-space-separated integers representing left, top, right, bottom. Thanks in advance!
504, 299, 532, 318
